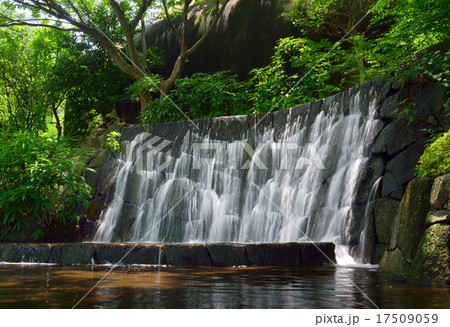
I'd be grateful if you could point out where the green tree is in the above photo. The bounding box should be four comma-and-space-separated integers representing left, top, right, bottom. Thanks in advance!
291, 0, 379, 85
0, 0, 230, 110
0, 24, 68, 135
0, 131, 93, 240
370, 0, 450, 74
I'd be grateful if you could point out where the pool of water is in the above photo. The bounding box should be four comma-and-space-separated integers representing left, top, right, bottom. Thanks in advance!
0, 264, 448, 309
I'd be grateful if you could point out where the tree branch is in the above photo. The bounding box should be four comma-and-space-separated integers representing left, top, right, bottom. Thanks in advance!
66, 0, 87, 24
0, 21, 77, 31
108, 0, 144, 73
187, 0, 229, 55
162, 0, 182, 48
130, 0, 153, 31
141, 19, 147, 67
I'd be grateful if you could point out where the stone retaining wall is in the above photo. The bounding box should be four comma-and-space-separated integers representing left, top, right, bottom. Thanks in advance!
0, 242, 335, 267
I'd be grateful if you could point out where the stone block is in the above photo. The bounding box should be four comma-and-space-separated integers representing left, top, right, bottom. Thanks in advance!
206, 243, 249, 266
49, 243, 95, 265
160, 244, 211, 266
430, 174, 450, 210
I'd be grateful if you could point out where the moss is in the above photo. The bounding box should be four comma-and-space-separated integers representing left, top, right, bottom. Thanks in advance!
379, 247, 411, 282
416, 130, 450, 178
409, 224, 450, 287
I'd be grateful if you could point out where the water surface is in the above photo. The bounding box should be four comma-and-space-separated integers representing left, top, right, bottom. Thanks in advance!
0, 264, 448, 309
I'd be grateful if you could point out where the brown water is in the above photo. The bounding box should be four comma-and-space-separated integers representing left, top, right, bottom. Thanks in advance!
0, 264, 448, 309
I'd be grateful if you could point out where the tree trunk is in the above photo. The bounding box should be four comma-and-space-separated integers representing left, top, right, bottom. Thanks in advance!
159, 52, 187, 97
139, 91, 153, 108
51, 104, 62, 139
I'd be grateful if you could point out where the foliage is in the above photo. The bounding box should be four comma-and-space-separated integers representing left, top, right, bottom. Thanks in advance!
416, 130, 450, 178
106, 131, 122, 153
250, 37, 340, 112
0, 0, 230, 107
141, 71, 252, 123
55, 32, 135, 136
128, 74, 162, 101
0, 25, 62, 133
0, 131, 93, 239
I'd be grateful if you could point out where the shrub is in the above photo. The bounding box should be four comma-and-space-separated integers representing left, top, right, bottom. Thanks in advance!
0, 131, 93, 239
140, 71, 252, 124
416, 130, 450, 178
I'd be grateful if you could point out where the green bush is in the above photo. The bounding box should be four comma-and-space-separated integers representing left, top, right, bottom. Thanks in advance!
0, 131, 93, 239
416, 130, 450, 178
140, 71, 252, 124
249, 37, 340, 113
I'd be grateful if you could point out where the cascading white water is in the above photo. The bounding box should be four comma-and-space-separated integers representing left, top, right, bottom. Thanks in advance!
94, 86, 382, 264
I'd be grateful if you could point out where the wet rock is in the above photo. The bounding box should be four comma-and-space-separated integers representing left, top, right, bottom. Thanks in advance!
115, 202, 140, 229
0, 244, 52, 263
94, 243, 160, 265
86, 195, 108, 221
245, 243, 303, 266
301, 243, 336, 266
409, 224, 450, 287
206, 243, 249, 266
353, 158, 384, 205
122, 171, 145, 204
204, 115, 249, 141
89, 156, 119, 196
372, 121, 427, 155
373, 243, 386, 264
160, 244, 211, 266
247, 112, 274, 140
373, 198, 400, 244
290, 103, 314, 126
379, 247, 411, 282
430, 174, 450, 210
382, 137, 429, 197
347, 204, 368, 247
49, 243, 95, 265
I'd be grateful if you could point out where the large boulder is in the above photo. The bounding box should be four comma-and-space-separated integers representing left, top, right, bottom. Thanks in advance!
387, 178, 433, 262
409, 224, 450, 287
144, 0, 297, 79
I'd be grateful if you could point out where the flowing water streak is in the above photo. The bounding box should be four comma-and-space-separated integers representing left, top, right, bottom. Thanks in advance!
355, 177, 382, 264
93, 87, 382, 263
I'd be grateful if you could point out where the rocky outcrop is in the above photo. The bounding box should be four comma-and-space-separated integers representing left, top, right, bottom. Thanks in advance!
0, 242, 335, 267
379, 175, 450, 287
144, 0, 297, 79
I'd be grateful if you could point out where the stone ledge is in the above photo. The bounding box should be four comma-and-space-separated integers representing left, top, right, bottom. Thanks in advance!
0, 242, 335, 267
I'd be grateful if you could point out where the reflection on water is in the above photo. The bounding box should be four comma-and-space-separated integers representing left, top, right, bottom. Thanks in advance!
0, 264, 448, 309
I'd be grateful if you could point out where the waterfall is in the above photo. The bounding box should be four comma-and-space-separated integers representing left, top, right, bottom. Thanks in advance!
93, 84, 383, 264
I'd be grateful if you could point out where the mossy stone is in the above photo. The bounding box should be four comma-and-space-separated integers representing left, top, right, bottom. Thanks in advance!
409, 224, 450, 287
